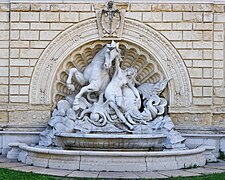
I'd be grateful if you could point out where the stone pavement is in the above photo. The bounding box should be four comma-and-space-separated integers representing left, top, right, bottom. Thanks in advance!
0, 155, 225, 179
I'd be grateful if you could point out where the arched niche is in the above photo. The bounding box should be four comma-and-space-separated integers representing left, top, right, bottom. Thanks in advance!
53, 40, 166, 105
30, 18, 192, 109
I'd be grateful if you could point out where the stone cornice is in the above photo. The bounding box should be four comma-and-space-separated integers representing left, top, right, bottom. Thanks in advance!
0, 0, 225, 4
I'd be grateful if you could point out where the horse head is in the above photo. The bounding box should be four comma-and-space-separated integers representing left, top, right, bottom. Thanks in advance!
104, 41, 120, 69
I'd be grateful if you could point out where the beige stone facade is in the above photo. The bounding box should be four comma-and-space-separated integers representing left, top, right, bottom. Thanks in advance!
0, 0, 225, 133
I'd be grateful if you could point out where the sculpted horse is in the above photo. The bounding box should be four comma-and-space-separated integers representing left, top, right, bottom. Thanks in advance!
66, 41, 120, 110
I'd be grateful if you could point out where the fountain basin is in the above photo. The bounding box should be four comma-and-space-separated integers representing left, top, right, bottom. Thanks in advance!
16, 143, 206, 172
56, 133, 166, 150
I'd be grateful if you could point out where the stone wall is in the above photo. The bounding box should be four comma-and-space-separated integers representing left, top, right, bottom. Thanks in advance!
0, 1, 224, 133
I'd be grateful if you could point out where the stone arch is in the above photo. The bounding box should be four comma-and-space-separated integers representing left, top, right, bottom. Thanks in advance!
30, 18, 192, 109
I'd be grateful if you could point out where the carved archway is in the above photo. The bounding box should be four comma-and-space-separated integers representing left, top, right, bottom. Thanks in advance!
30, 18, 192, 109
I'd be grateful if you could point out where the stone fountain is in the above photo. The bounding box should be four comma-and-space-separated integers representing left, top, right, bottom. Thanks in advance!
38, 40, 185, 151
7, 40, 211, 172
6, 1, 217, 172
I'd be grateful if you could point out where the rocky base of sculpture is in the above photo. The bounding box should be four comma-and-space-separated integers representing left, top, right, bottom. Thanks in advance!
38, 97, 186, 150
9, 143, 206, 172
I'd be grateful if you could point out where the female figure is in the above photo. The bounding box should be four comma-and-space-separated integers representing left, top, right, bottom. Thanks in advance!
104, 59, 141, 129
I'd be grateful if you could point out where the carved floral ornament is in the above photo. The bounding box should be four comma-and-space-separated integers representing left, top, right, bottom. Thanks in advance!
30, 18, 192, 109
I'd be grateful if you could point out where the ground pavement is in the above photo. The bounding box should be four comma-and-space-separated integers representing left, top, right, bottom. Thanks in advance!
0, 155, 225, 179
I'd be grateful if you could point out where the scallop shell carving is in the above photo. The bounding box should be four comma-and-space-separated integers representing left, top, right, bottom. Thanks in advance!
53, 41, 166, 106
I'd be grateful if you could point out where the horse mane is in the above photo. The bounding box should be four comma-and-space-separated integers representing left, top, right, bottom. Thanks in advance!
116, 48, 123, 62
92, 45, 107, 62
91, 44, 122, 64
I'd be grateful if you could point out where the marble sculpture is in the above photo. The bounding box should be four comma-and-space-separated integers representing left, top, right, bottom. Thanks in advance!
39, 41, 186, 149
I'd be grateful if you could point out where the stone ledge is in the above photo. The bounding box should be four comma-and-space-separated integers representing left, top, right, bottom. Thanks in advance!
1, 0, 225, 4
19, 144, 206, 156
1, 153, 225, 178
0, 131, 40, 135
16, 143, 207, 172
4, 0, 224, 4
184, 134, 225, 137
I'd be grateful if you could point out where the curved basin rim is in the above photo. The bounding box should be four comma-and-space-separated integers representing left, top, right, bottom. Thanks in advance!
18, 143, 206, 157
56, 133, 167, 139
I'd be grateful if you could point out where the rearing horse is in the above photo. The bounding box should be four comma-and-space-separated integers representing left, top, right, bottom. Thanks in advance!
66, 41, 120, 110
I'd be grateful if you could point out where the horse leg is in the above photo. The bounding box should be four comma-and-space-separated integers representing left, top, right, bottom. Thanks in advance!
74, 69, 86, 86
115, 96, 123, 108
73, 83, 98, 110
66, 68, 76, 91
66, 68, 86, 90
125, 112, 136, 125
109, 102, 133, 130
